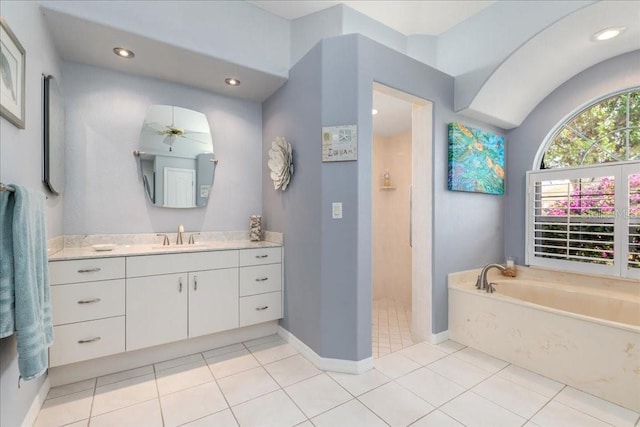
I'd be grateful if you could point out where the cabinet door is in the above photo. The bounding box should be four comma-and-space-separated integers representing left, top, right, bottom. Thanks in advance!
126, 273, 188, 351
188, 268, 239, 338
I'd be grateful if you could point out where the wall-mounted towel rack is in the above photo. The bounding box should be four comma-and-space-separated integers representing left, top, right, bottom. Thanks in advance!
0, 183, 16, 192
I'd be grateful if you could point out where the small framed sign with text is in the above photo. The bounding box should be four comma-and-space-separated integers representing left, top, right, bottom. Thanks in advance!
322, 125, 357, 162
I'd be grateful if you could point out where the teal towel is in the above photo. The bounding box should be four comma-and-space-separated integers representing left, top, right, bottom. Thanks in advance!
0, 190, 15, 337
9, 185, 54, 380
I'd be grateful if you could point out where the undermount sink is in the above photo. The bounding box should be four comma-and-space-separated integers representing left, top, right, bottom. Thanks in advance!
150, 243, 209, 251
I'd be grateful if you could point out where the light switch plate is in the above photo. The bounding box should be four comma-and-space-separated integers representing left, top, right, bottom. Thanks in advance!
332, 202, 343, 219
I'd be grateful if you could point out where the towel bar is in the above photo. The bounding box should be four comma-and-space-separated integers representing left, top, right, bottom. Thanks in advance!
0, 183, 16, 192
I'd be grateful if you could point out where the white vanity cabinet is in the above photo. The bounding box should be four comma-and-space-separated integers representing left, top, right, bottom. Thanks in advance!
48, 258, 126, 367
48, 243, 282, 366
239, 247, 283, 327
125, 250, 239, 351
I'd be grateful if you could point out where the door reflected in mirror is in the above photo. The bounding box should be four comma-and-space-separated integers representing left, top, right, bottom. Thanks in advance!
137, 105, 215, 208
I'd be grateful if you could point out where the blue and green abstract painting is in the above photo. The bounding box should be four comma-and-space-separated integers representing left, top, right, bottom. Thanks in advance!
448, 123, 505, 195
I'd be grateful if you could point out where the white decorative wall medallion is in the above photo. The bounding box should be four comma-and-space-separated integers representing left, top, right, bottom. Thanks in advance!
268, 137, 294, 191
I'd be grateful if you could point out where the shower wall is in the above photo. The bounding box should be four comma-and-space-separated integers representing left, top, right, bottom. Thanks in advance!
372, 131, 412, 304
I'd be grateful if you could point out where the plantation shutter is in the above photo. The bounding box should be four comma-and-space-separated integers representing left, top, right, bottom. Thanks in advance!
625, 164, 640, 278
527, 163, 640, 279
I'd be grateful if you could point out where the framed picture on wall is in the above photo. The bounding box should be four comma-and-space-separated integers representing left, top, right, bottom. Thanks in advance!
448, 122, 505, 195
322, 125, 358, 162
0, 16, 26, 129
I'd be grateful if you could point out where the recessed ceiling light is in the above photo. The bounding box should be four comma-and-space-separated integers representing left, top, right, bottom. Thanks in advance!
225, 78, 241, 86
113, 47, 135, 58
372, 109, 379, 115
592, 26, 626, 41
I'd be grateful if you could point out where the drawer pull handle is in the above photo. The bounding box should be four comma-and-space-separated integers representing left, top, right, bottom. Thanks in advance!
255, 255, 268, 259
255, 277, 269, 282
179, 277, 183, 293
256, 305, 269, 311
77, 298, 101, 304
78, 337, 101, 344
77, 268, 101, 273
194, 276, 198, 291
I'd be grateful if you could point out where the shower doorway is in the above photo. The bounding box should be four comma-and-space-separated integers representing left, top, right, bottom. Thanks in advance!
371, 83, 432, 358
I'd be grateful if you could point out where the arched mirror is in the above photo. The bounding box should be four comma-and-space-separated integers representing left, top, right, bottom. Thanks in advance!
136, 105, 216, 208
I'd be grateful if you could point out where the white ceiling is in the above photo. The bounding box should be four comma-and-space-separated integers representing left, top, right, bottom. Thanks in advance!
249, 1, 495, 35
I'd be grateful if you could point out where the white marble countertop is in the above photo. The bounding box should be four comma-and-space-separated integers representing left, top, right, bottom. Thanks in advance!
49, 240, 282, 261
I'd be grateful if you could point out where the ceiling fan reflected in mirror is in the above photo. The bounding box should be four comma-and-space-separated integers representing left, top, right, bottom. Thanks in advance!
142, 106, 211, 152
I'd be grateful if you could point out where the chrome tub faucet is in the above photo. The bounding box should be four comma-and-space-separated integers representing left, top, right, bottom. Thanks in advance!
476, 263, 507, 293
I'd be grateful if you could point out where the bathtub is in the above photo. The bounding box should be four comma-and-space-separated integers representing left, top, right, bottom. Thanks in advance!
448, 266, 640, 412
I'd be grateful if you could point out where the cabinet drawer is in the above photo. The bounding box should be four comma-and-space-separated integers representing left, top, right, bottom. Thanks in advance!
239, 247, 282, 267
49, 258, 125, 285
51, 279, 125, 326
239, 264, 282, 296
49, 316, 125, 367
127, 250, 238, 277
239, 292, 282, 327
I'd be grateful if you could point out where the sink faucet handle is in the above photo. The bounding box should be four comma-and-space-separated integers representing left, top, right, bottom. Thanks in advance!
188, 233, 200, 245
156, 233, 170, 246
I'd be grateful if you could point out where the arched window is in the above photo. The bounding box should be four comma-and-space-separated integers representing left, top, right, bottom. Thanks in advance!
540, 89, 639, 169
526, 88, 640, 279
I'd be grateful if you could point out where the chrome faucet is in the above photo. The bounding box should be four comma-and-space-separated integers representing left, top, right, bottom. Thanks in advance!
157, 233, 170, 246
177, 225, 185, 245
188, 233, 200, 245
476, 263, 507, 292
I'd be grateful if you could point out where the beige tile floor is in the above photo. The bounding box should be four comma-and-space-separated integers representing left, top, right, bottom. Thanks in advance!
372, 298, 414, 358
34, 334, 640, 427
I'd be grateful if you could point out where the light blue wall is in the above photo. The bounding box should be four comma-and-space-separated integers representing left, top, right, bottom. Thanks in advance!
341, 6, 406, 55
291, 6, 343, 67
264, 34, 505, 360
320, 36, 362, 359
0, 3, 63, 426
406, 34, 438, 69
505, 51, 640, 263
262, 44, 324, 353
62, 62, 263, 235
291, 5, 408, 70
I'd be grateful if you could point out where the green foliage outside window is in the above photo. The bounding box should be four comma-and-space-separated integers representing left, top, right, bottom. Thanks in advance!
542, 90, 640, 169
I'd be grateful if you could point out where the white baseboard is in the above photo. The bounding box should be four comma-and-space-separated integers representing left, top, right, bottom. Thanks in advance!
277, 326, 373, 374
430, 330, 449, 344
22, 375, 50, 427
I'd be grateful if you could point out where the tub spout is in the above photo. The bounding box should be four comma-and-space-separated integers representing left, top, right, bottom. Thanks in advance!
478, 263, 507, 292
